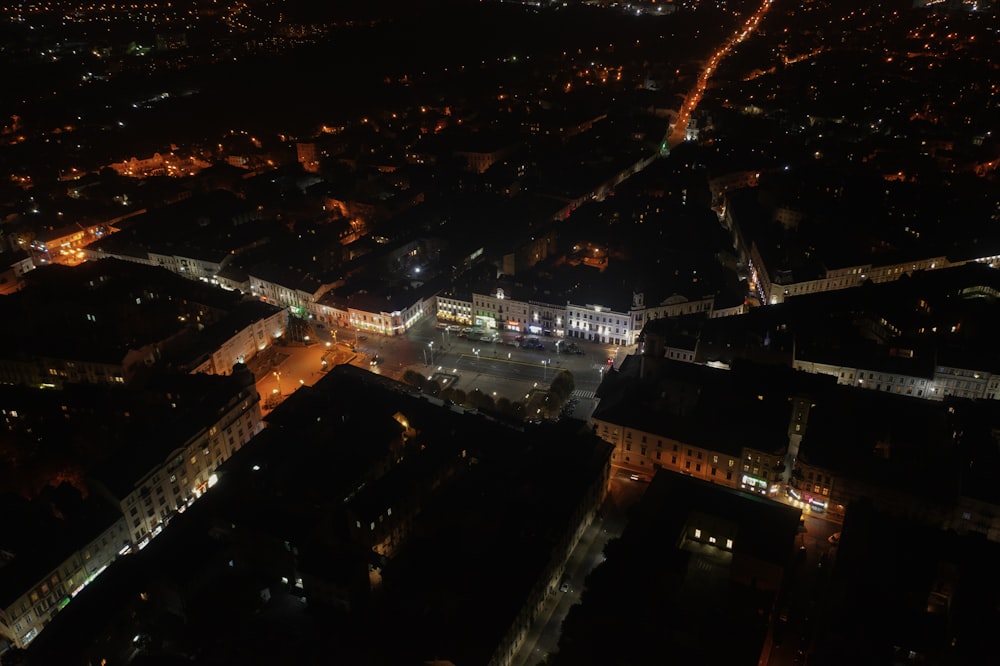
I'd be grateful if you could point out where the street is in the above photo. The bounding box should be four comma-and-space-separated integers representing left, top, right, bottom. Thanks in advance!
511, 470, 648, 666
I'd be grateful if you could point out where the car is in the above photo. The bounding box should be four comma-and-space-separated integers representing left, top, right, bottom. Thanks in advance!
827, 532, 841, 545
559, 575, 571, 592
369, 355, 382, 366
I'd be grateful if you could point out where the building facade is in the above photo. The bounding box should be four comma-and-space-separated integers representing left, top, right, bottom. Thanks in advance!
0, 515, 129, 650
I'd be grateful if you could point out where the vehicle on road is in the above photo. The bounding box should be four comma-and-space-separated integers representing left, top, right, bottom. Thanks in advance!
559, 575, 570, 593
827, 532, 841, 545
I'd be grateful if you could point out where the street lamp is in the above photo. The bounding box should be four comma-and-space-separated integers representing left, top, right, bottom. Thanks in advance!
473, 347, 481, 372
428, 341, 435, 365
273, 371, 281, 395
543, 358, 551, 381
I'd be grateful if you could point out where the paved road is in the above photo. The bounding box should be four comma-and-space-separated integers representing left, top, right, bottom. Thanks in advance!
511, 470, 648, 666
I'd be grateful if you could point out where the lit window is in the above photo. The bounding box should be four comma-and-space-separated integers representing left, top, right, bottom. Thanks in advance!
708, 536, 717, 544
726, 539, 733, 549
694, 528, 701, 539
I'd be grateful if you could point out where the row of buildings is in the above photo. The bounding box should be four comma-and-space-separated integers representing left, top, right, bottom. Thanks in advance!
20, 365, 612, 665
593, 259, 1000, 539
0, 259, 275, 651
0, 369, 264, 652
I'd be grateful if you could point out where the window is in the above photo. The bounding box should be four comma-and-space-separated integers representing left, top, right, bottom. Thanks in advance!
694, 529, 701, 539
695, 464, 701, 472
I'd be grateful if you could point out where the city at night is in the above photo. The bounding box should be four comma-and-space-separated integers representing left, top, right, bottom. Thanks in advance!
1, 0, 998, 664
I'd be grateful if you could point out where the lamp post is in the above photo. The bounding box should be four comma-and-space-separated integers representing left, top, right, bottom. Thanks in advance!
273, 371, 281, 395
543, 358, 551, 381
473, 347, 481, 372
428, 341, 435, 366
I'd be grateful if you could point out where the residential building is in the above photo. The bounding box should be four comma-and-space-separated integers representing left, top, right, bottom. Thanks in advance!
0, 494, 129, 651
87, 368, 263, 549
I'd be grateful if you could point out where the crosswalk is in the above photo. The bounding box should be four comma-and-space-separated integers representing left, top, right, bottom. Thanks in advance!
572, 389, 596, 400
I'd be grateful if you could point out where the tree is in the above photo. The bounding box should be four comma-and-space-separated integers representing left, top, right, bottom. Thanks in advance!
548, 370, 575, 403
465, 389, 495, 411
402, 369, 425, 389
495, 396, 514, 416
441, 387, 466, 405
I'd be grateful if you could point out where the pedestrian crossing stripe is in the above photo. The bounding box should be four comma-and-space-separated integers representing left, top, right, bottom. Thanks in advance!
572, 390, 596, 399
